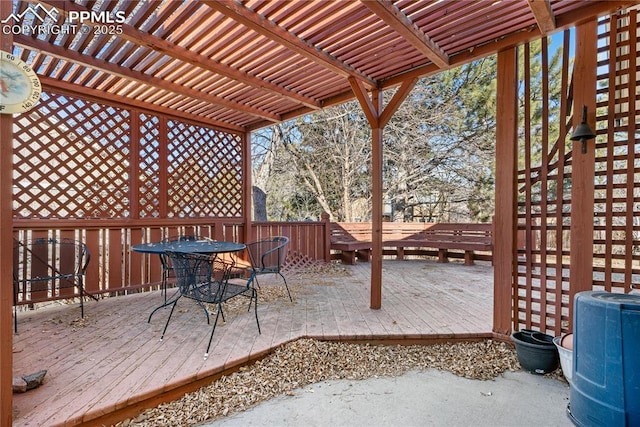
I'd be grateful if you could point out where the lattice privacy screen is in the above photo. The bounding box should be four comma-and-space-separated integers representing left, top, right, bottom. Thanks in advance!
167, 121, 243, 217
516, 11, 640, 335
13, 91, 243, 219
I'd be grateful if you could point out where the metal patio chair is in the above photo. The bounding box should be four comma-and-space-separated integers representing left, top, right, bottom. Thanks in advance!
245, 236, 292, 302
159, 235, 211, 303
13, 237, 95, 332
159, 251, 260, 359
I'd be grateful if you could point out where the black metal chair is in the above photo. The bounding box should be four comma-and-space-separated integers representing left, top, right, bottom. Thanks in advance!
245, 236, 292, 302
159, 235, 211, 303
13, 237, 94, 333
159, 251, 260, 359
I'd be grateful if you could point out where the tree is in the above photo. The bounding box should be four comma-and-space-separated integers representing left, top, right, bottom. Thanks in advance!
384, 57, 497, 222
252, 57, 500, 223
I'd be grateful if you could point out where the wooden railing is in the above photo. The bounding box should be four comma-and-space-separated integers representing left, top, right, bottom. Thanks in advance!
13, 217, 331, 306
13, 215, 497, 308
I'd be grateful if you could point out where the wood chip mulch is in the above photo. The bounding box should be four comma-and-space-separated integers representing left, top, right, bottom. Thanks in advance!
117, 338, 565, 427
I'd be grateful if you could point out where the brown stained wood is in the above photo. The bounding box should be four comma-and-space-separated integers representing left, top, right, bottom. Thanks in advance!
15, 37, 280, 124
363, 1, 449, 69
625, 10, 637, 293
569, 20, 598, 327
494, 47, 518, 336
6, 1, 632, 132
539, 36, 549, 331
527, 0, 556, 35
370, 94, 384, 311
553, 30, 571, 337
1, 14, 14, 422
204, 1, 376, 88
242, 132, 253, 247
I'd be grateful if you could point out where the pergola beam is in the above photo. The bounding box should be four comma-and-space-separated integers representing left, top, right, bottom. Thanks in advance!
203, 0, 377, 89
527, 0, 557, 35
363, 0, 449, 69
37, 0, 323, 111
15, 35, 282, 124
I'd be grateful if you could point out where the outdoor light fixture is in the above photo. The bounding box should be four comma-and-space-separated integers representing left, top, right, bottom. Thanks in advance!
570, 105, 596, 154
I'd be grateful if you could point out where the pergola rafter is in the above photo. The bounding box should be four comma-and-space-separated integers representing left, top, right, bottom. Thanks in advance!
14, 35, 284, 124
528, 0, 557, 35
202, 0, 378, 89
39, 0, 324, 111
363, 0, 449, 69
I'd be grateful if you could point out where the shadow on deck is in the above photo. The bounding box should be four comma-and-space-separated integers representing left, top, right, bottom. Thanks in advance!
12, 259, 494, 426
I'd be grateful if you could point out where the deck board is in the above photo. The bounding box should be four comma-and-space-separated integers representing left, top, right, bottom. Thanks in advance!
12, 259, 494, 426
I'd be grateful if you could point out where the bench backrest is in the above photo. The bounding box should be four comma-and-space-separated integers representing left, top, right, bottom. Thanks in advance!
331, 222, 492, 244
418, 223, 492, 241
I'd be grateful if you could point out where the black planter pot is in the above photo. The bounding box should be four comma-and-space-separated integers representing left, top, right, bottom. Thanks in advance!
511, 331, 559, 374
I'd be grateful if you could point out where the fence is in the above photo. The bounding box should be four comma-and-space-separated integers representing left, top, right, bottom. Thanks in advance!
13, 218, 330, 306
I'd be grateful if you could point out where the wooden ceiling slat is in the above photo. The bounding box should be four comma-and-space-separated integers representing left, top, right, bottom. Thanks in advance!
95, 13, 323, 110
307, 9, 372, 47
144, 1, 185, 35
15, 36, 282, 123
7, 0, 635, 131
258, 0, 317, 29
203, 0, 378, 88
277, 2, 354, 43
175, 10, 221, 51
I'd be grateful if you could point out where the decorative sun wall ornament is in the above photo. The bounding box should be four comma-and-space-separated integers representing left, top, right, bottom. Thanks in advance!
0, 50, 41, 114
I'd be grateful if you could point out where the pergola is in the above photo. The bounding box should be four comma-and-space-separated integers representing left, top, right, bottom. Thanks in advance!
1, 1, 638, 424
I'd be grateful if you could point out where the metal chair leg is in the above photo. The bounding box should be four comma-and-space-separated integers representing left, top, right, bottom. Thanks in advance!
204, 304, 223, 360
253, 289, 261, 334
160, 300, 179, 341
279, 273, 293, 302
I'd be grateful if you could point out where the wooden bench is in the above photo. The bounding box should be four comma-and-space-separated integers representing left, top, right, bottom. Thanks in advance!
330, 222, 493, 265
384, 223, 493, 265
329, 223, 376, 265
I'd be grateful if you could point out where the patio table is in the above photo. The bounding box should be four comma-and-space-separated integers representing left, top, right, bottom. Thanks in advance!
132, 240, 245, 255
132, 240, 246, 320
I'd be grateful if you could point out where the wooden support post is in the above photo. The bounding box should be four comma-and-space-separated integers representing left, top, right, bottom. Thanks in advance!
242, 131, 253, 244
1, 1, 14, 422
493, 47, 518, 336
371, 125, 383, 308
348, 77, 417, 309
321, 212, 331, 263
569, 20, 597, 329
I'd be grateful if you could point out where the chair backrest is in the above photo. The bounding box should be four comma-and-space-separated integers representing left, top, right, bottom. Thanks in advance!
164, 235, 211, 243
160, 235, 211, 270
246, 236, 289, 274
165, 251, 235, 302
13, 237, 90, 303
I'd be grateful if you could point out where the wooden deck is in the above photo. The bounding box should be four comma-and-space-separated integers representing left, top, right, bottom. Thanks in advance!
11, 259, 494, 426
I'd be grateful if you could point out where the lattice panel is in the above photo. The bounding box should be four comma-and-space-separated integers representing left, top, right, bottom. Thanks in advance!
515, 11, 640, 336
138, 113, 161, 218
592, 11, 640, 293
13, 91, 131, 219
167, 121, 243, 217
515, 34, 573, 335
